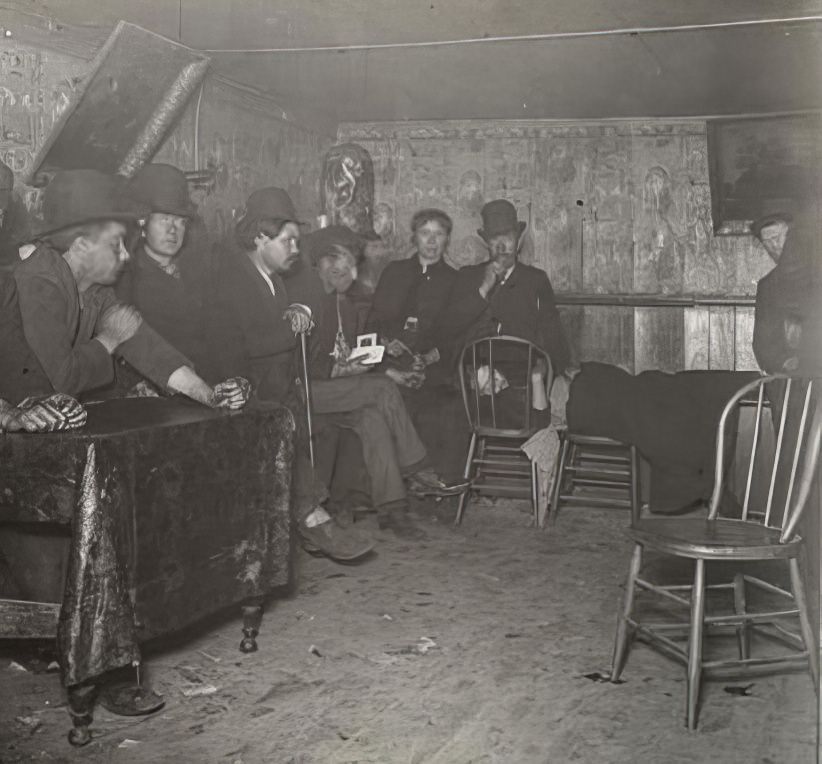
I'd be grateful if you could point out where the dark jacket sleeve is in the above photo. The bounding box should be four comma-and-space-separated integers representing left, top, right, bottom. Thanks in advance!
207, 271, 253, 382
437, 265, 491, 351
535, 270, 570, 374
368, 261, 405, 339
15, 271, 113, 396
0, 271, 53, 404
115, 322, 193, 389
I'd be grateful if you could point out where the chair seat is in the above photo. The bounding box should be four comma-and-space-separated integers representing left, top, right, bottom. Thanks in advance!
627, 517, 801, 560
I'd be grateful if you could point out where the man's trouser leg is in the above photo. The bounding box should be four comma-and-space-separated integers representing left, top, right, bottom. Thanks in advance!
312, 375, 427, 470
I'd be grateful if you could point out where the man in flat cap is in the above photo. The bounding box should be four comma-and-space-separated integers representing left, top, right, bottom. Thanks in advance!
441, 199, 570, 374
13, 170, 243, 409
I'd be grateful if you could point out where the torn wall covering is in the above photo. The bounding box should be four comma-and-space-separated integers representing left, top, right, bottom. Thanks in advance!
0, 40, 332, 243
338, 120, 779, 373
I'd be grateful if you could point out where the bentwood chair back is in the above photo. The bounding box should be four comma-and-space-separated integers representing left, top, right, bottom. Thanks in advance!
609, 375, 820, 730
454, 335, 553, 525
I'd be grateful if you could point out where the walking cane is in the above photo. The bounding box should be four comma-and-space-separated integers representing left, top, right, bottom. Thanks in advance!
299, 331, 315, 467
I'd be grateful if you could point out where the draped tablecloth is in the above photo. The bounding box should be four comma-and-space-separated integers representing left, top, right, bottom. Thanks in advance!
0, 398, 295, 687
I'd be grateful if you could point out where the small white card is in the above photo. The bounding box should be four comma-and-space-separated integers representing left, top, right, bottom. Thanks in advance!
348, 345, 385, 365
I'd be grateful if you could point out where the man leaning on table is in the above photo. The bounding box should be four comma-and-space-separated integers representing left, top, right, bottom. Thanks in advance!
13, 170, 247, 410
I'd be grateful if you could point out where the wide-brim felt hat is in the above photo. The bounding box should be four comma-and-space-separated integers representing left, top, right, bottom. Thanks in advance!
237, 187, 305, 225
126, 163, 197, 218
36, 170, 138, 237
300, 225, 367, 265
477, 199, 526, 241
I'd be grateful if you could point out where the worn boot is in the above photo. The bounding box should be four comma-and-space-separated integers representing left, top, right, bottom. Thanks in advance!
406, 469, 470, 498
299, 507, 375, 562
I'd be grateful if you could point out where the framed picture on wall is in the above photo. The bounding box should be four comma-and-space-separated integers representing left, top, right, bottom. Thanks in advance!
706, 113, 821, 235
24, 22, 209, 185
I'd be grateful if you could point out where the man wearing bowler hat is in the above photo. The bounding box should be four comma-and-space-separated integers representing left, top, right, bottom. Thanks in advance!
117, 163, 228, 386
14, 169, 244, 409
441, 199, 570, 374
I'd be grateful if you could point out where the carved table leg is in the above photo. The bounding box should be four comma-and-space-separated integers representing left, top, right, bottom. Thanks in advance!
239, 599, 264, 653
67, 681, 98, 746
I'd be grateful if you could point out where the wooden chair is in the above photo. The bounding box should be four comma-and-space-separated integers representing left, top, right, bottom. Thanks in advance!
548, 432, 640, 525
454, 335, 553, 525
609, 375, 820, 730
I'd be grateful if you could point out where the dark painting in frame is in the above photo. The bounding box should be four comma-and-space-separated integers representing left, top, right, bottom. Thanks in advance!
707, 113, 821, 235
24, 21, 209, 185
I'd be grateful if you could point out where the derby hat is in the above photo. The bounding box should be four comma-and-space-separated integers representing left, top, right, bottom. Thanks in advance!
37, 170, 137, 237
126, 163, 197, 218
237, 187, 304, 225
477, 199, 526, 241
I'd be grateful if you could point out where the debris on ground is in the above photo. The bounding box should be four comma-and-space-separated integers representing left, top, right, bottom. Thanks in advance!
15, 715, 42, 734
180, 684, 218, 698
386, 636, 439, 656
723, 684, 755, 697
118, 738, 141, 748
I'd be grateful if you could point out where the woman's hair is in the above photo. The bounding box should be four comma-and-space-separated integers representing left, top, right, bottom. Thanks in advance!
234, 216, 289, 251
317, 243, 358, 270
409, 208, 453, 238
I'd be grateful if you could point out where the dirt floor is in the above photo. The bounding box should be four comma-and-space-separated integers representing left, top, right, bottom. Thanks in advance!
0, 499, 818, 764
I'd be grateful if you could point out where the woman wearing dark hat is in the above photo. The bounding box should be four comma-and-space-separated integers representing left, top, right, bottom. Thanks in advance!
209, 187, 374, 562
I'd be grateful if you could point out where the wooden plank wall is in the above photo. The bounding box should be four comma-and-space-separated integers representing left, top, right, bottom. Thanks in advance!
338, 120, 776, 373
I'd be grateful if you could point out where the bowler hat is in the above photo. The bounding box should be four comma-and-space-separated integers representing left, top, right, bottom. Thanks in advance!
127, 163, 197, 218
477, 199, 526, 241
37, 170, 137, 237
237, 187, 304, 225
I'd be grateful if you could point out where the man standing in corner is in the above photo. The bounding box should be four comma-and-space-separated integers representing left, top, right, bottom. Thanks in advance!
441, 199, 570, 375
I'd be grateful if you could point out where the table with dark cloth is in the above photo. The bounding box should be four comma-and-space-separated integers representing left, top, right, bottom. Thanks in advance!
0, 398, 295, 693
567, 363, 759, 513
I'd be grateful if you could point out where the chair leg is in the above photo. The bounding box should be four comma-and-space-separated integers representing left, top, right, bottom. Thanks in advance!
610, 543, 643, 681
548, 435, 570, 525
732, 572, 750, 660
530, 458, 539, 526
454, 432, 478, 526
789, 556, 819, 689
686, 559, 706, 731
629, 445, 640, 525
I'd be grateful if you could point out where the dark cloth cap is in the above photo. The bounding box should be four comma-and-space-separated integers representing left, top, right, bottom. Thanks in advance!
238, 187, 303, 225
478, 199, 526, 241
300, 225, 366, 265
126, 163, 196, 218
37, 170, 137, 237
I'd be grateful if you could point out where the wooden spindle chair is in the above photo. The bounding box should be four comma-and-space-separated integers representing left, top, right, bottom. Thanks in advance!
609, 375, 820, 730
454, 335, 553, 525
